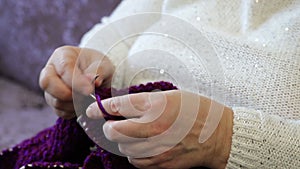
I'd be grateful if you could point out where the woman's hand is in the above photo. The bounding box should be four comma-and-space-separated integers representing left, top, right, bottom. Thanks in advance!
39, 46, 114, 119
86, 90, 233, 169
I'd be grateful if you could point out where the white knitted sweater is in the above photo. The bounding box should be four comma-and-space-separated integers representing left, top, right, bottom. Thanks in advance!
80, 0, 300, 168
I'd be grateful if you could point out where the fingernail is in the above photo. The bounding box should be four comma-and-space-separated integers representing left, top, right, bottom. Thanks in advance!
86, 105, 97, 118
95, 78, 103, 87
110, 98, 120, 112
91, 74, 100, 84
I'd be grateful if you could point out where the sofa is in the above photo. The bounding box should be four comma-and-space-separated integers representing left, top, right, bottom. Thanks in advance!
0, 0, 120, 92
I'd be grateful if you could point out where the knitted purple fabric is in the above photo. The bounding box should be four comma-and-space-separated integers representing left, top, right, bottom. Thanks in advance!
0, 81, 190, 169
95, 81, 178, 120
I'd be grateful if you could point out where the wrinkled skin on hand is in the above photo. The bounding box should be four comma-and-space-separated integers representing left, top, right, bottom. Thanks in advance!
87, 90, 233, 169
39, 46, 114, 119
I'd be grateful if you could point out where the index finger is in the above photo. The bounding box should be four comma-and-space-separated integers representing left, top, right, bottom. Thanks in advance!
88, 92, 167, 122
103, 92, 169, 142
39, 64, 72, 101
103, 119, 152, 142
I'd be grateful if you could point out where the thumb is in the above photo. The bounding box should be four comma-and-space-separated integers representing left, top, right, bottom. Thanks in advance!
74, 48, 114, 92
71, 66, 95, 95
83, 58, 114, 88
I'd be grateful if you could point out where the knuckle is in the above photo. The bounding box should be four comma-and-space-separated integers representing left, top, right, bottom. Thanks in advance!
58, 59, 74, 77
52, 46, 77, 75
136, 98, 150, 112
59, 58, 70, 68
125, 94, 150, 114
39, 67, 51, 90
149, 123, 165, 136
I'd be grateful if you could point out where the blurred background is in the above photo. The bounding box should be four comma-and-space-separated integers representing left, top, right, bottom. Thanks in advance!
0, 0, 120, 150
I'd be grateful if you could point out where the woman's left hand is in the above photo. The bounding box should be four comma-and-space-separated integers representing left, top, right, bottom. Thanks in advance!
86, 90, 233, 169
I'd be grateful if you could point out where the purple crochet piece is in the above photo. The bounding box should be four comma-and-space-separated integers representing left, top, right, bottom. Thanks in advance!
0, 118, 94, 169
0, 81, 178, 169
95, 81, 178, 121
0, 81, 207, 169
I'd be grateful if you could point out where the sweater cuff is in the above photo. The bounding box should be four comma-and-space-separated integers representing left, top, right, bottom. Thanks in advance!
226, 107, 263, 168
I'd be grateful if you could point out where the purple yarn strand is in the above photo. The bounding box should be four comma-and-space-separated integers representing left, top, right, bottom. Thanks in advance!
0, 81, 182, 169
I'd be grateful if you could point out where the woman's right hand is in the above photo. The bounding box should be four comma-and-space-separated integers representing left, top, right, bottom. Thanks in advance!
39, 46, 115, 119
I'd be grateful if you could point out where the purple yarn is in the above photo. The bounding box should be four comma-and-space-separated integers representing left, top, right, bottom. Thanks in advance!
95, 81, 177, 121
0, 118, 94, 169
0, 81, 208, 169
0, 81, 178, 169
95, 94, 125, 121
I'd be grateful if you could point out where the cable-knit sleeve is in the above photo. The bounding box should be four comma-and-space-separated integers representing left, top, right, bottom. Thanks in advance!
226, 107, 300, 169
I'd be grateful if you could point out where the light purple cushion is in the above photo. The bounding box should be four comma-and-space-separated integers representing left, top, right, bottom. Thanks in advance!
0, 0, 120, 91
